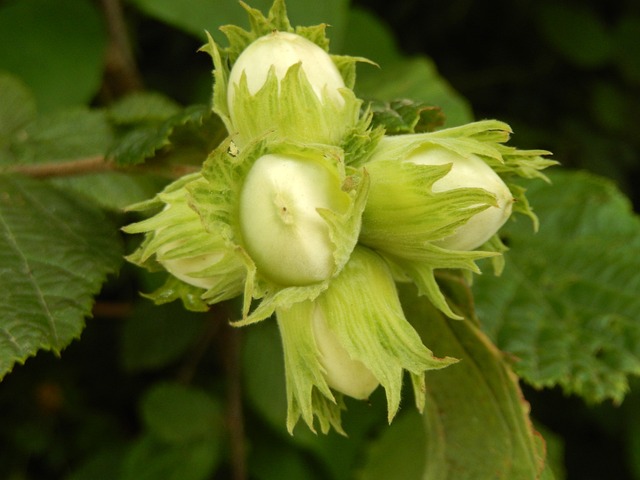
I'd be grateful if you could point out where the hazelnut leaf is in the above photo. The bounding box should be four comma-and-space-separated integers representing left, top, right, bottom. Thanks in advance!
0, 175, 122, 379
474, 170, 640, 403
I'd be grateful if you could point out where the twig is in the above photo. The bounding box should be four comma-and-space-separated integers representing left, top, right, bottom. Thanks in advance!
222, 322, 248, 480
9, 156, 113, 178
92, 301, 133, 318
100, 0, 143, 97
6, 156, 200, 179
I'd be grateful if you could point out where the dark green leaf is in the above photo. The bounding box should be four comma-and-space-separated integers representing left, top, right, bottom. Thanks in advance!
120, 302, 207, 372
49, 172, 168, 212
0, 175, 122, 379
9, 109, 113, 164
342, 7, 400, 66
368, 99, 445, 134
612, 16, 640, 83
0, 0, 106, 111
109, 105, 226, 166
129, 0, 349, 47
140, 383, 222, 443
285, 0, 350, 50
108, 126, 172, 166
400, 285, 549, 479
358, 409, 427, 480
589, 81, 633, 133
66, 446, 127, 480
248, 432, 323, 480
473, 170, 640, 403
128, 0, 250, 42
121, 434, 220, 480
3, 105, 149, 211
355, 58, 472, 128
5, 102, 221, 210
0, 73, 37, 147
536, 3, 612, 68
107, 92, 182, 126
341, 6, 471, 128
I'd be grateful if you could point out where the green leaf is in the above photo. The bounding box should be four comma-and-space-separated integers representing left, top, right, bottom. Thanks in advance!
120, 302, 207, 373
399, 285, 548, 480
129, 0, 349, 47
248, 433, 324, 480
8, 108, 114, 165
129, 0, 249, 42
0, 0, 106, 111
121, 383, 223, 480
342, 7, 400, 67
286, 0, 350, 51
358, 409, 427, 480
612, 16, 640, 83
473, 170, 640, 403
66, 446, 127, 480
49, 172, 168, 212
355, 57, 472, 128
589, 81, 630, 133
140, 383, 222, 443
0, 73, 37, 147
536, 3, 612, 68
1, 106, 157, 211
121, 434, 219, 480
0, 175, 122, 379
368, 99, 445, 134
340, 7, 471, 127
109, 104, 226, 166
109, 126, 172, 166
107, 92, 182, 126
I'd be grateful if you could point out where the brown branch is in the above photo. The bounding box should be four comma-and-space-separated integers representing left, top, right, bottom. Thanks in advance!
100, 0, 143, 97
6, 156, 200, 179
92, 301, 134, 318
9, 156, 114, 178
222, 322, 248, 480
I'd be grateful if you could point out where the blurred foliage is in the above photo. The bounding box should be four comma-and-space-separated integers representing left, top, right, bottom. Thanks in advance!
0, 0, 640, 479
0, 0, 106, 111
